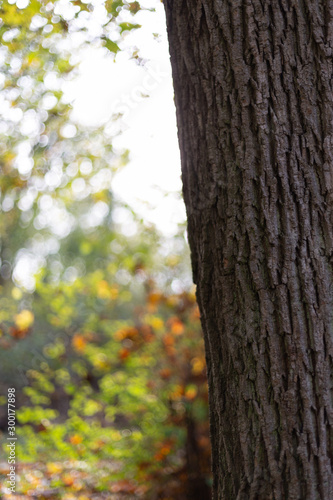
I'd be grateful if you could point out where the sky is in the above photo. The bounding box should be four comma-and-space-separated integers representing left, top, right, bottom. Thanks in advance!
65, 0, 186, 236
8, 0, 186, 291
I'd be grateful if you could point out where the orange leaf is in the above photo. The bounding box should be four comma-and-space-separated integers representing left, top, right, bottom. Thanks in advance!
119, 348, 130, 360
159, 368, 172, 380
185, 387, 198, 400
160, 446, 171, 456
111, 480, 136, 493
169, 385, 184, 400
191, 357, 205, 375
163, 334, 175, 346
9, 326, 29, 339
170, 318, 185, 335
69, 434, 83, 445
114, 327, 138, 341
148, 292, 163, 305
62, 473, 74, 486
72, 334, 87, 353
140, 325, 155, 342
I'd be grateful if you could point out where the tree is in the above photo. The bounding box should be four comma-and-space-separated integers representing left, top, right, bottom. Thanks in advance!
164, 1, 333, 498
0, 2, 213, 497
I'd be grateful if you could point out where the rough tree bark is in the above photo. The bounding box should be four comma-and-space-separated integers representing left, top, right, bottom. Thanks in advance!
164, 1, 333, 498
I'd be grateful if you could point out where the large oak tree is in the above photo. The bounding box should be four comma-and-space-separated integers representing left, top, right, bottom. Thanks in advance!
164, 1, 333, 498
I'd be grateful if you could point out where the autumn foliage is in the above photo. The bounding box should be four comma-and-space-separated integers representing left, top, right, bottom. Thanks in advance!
1, 268, 211, 498
0, 0, 211, 497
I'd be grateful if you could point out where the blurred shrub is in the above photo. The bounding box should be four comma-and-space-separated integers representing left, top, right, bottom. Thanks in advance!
12, 266, 211, 497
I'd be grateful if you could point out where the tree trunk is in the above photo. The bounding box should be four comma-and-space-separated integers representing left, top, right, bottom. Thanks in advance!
164, 1, 333, 498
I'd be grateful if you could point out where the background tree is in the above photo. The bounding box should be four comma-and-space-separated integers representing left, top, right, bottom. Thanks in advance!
0, 1, 212, 497
164, 1, 333, 498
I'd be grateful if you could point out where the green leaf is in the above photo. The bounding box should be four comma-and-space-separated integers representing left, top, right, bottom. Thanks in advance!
119, 22, 141, 33
104, 38, 120, 54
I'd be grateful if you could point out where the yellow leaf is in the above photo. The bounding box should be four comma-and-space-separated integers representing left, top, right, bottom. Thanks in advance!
150, 317, 164, 330
191, 357, 205, 375
11, 287, 22, 300
166, 255, 180, 267
110, 287, 119, 299
46, 462, 63, 475
92, 353, 109, 371
96, 281, 118, 299
96, 280, 109, 298
14, 310, 34, 330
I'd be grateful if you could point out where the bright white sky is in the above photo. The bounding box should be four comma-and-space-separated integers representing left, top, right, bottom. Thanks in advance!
11, 0, 186, 291
65, 1, 185, 236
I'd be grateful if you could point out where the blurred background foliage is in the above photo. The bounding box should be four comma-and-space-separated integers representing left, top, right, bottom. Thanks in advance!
0, 0, 211, 498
